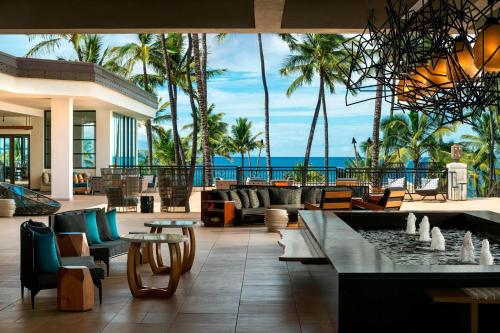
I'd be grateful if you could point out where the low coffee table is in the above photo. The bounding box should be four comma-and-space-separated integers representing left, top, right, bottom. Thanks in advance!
144, 220, 197, 274
122, 233, 187, 298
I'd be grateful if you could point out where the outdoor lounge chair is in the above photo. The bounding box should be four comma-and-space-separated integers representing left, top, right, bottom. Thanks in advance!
158, 168, 190, 212
304, 188, 353, 211
20, 220, 104, 308
352, 188, 405, 211
0, 182, 61, 215
101, 168, 141, 212
415, 177, 445, 200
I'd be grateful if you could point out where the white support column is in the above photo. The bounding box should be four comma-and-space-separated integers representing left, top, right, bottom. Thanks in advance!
96, 110, 113, 176
51, 98, 73, 200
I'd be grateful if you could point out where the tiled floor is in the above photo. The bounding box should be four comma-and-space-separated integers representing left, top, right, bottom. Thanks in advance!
0, 195, 335, 333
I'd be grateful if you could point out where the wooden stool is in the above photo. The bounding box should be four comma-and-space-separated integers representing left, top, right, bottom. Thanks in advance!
57, 266, 94, 311
56, 232, 90, 257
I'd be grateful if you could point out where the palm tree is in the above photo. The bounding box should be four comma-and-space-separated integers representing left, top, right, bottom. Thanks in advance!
461, 110, 499, 197
216, 33, 272, 176
381, 111, 456, 168
192, 33, 211, 185
227, 118, 262, 169
27, 34, 85, 60
280, 34, 351, 170
111, 34, 159, 166
183, 104, 229, 166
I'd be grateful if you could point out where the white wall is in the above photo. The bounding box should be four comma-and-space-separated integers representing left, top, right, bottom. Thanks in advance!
96, 109, 113, 176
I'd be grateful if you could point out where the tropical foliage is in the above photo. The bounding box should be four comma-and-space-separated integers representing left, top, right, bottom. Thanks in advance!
26, 33, 500, 198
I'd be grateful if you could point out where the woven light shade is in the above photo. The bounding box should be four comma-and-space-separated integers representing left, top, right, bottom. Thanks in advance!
447, 37, 479, 81
473, 18, 500, 72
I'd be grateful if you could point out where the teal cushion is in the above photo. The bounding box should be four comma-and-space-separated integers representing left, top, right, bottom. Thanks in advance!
106, 209, 120, 240
33, 229, 60, 273
12, 186, 24, 196
84, 211, 102, 244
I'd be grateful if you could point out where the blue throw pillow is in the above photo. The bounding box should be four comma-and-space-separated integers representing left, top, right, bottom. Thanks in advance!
33, 229, 60, 273
84, 211, 102, 244
12, 185, 24, 196
106, 209, 120, 240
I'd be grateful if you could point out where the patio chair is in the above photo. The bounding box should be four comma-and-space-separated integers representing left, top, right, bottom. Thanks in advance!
101, 168, 141, 212
415, 177, 445, 201
0, 182, 61, 215
352, 188, 405, 211
158, 168, 190, 212
387, 176, 413, 200
304, 188, 353, 211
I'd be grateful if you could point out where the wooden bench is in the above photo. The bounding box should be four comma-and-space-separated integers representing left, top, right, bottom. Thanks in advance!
278, 229, 328, 264
428, 288, 500, 333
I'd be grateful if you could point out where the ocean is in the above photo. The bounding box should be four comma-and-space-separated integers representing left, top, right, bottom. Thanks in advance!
213, 156, 354, 168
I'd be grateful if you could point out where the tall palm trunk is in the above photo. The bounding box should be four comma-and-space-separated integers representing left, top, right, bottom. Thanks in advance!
185, 33, 197, 212
371, 70, 384, 186
389, 76, 396, 117
257, 33, 272, 180
352, 139, 359, 167
160, 33, 182, 166
488, 110, 497, 196
321, 84, 329, 185
142, 60, 153, 166
192, 34, 210, 186
304, 74, 324, 169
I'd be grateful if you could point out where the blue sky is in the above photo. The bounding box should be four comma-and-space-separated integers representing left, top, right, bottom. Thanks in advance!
0, 33, 471, 157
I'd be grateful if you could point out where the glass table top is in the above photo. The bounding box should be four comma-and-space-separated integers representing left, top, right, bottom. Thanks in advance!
122, 233, 188, 243
144, 220, 198, 228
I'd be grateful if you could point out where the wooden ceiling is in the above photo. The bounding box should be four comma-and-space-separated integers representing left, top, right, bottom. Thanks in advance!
0, 0, 419, 33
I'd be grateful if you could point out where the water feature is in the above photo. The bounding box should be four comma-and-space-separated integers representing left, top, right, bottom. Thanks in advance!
406, 213, 416, 234
418, 216, 431, 242
430, 227, 446, 251
357, 228, 500, 265
480, 239, 494, 265
459, 231, 475, 263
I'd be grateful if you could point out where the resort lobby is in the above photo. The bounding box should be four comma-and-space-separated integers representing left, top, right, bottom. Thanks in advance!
0, 195, 499, 333
0, 0, 499, 332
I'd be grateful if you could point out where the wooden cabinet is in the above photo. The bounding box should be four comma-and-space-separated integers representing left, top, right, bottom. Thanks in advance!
201, 191, 235, 227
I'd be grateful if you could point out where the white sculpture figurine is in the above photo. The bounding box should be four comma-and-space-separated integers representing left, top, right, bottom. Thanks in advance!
406, 213, 416, 234
418, 216, 431, 242
480, 239, 494, 265
459, 231, 475, 263
430, 227, 445, 251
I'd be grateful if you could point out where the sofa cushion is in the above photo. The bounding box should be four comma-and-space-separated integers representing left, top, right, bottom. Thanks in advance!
269, 188, 290, 205
257, 189, 270, 207
84, 211, 102, 245
288, 188, 302, 204
32, 227, 60, 273
106, 209, 120, 240
90, 239, 129, 259
96, 209, 113, 241
247, 189, 260, 208
237, 189, 251, 208
301, 187, 321, 204
212, 190, 229, 201
54, 214, 90, 244
228, 190, 243, 210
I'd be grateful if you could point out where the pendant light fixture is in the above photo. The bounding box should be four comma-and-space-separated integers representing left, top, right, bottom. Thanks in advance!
425, 56, 453, 89
473, 16, 500, 72
447, 36, 478, 81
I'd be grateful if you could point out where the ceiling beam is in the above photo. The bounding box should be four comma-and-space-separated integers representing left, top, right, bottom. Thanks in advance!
254, 0, 285, 31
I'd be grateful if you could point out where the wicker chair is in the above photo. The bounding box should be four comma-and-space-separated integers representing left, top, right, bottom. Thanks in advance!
101, 168, 141, 212
158, 168, 190, 212
0, 183, 61, 216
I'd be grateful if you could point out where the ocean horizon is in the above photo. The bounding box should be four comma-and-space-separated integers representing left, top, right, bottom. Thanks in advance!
213, 156, 355, 168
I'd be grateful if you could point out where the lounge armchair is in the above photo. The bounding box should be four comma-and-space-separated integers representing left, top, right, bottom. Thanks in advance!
304, 188, 353, 211
0, 182, 61, 215
101, 168, 141, 212
415, 177, 445, 200
21, 220, 104, 308
352, 188, 405, 211
158, 168, 190, 212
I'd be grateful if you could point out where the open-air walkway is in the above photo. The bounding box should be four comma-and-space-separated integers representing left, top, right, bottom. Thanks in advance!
0, 195, 499, 333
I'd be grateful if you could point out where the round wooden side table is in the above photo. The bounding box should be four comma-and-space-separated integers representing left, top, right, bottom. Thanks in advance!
122, 233, 187, 298
144, 220, 197, 274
